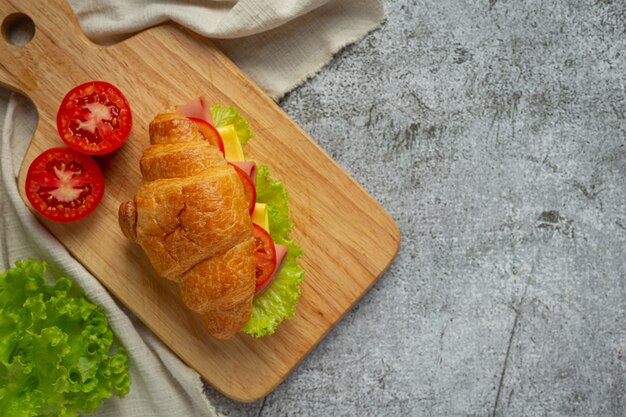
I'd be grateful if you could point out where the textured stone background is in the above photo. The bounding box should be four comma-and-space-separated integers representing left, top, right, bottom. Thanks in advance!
207, 0, 626, 416
1, 0, 624, 416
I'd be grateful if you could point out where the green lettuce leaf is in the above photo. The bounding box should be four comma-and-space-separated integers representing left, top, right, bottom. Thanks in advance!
242, 166, 305, 338
0, 259, 130, 417
210, 103, 254, 145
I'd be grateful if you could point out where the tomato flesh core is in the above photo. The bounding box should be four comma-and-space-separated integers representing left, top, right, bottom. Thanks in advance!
252, 224, 276, 289
70, 98, 119, 144
25, 148, 104, 223
57, 81, 132, 155
38, 161, 93, 207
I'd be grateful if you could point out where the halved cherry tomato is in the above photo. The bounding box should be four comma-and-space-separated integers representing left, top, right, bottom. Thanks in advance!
253, 224, 276, 291
188, 117, 225, 156
229, 163, 256, 215
57, 81, 132, 155
25, 148, 105, 223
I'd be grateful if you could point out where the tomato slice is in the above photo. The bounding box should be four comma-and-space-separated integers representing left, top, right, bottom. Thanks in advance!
229, 163, 256, 215
25, 148, 105, 223
188, 117, 225, 156
57, 81, 132, 155
252, 224, 277, 291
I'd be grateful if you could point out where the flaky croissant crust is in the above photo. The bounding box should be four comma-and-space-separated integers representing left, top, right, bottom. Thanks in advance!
119, 113, 255, 339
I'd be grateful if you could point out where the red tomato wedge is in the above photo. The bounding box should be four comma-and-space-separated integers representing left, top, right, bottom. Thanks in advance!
57, 81, 132, 155
25, 148, 105, 223
229, 163, 256, 215
252, 224, 277, 291
188, 117, 225, 156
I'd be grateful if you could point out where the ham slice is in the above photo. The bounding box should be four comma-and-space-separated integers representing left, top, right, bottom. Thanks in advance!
178, 96, 212, 124
229, 161, 257, 184
255, 244, 288, 298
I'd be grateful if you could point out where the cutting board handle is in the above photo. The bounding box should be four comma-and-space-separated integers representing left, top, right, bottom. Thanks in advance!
0, 0, 91, 106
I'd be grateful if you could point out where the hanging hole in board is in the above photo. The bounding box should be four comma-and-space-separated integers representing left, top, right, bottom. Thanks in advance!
2, 13, 35, 46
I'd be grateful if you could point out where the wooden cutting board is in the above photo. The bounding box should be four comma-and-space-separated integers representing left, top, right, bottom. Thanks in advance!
0, 0, 399, 401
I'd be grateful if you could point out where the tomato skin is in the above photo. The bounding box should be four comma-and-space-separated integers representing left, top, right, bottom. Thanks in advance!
25, 148, 105, 223
188, 117, 225, 156
252, 224, 276, 290
57, 81, 132, 155
229, 163, 256, 215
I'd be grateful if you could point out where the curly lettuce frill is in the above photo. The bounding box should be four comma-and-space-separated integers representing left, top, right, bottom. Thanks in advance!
210, 103, 254, 145
242, 166, 305, 338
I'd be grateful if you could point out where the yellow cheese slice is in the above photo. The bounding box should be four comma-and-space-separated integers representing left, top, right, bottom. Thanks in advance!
216, 124, 245, 161
252, 203, 270, 233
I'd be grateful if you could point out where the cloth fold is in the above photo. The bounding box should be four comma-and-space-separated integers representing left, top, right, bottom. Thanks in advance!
71, 0, 384, 99
0, 1, 383, 415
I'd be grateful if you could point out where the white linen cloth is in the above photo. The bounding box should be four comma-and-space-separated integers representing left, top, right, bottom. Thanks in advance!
0, 1, 383, 416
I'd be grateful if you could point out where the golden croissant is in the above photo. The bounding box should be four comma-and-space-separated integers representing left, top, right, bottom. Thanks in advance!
118, 112, 255, 339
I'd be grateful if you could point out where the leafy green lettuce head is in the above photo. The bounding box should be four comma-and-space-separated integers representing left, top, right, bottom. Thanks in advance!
243, 166, 305, 338
0, 259, 130, 417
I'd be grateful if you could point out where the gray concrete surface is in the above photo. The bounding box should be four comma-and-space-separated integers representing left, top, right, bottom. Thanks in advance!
206, 0, 626, 416
1, 0, 624, 415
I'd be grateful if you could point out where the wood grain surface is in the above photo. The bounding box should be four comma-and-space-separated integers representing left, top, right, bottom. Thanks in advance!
0, 0, 399, 401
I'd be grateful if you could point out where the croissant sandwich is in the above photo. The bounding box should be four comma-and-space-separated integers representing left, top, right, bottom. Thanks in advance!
119, 98, 304, 339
